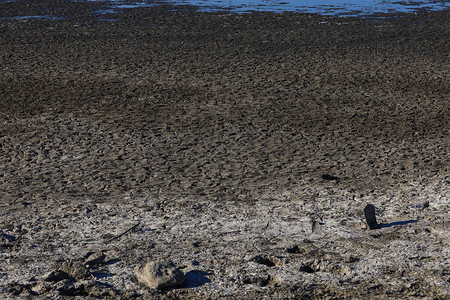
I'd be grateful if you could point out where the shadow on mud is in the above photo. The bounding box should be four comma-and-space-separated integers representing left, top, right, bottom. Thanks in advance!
380, 220, 418, 228
184, 270, 212, 288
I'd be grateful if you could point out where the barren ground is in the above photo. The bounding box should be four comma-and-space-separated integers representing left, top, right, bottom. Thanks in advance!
0, 1, 449, 299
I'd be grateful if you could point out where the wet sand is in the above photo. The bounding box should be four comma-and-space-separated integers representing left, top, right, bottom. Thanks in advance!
0, 1, 449, 298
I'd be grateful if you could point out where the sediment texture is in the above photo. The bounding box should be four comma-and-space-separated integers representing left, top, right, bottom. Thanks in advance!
0, 1, 449, 298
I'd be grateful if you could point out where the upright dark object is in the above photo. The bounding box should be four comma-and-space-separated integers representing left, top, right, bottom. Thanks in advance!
364, 204, 380, 230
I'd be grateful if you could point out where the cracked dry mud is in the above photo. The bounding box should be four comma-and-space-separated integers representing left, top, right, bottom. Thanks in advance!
0, 1, 449, 299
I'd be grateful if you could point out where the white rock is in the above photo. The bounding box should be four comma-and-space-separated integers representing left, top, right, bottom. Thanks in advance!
134, 260, 186, 290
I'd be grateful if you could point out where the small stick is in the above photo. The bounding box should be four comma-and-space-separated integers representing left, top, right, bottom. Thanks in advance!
106, 222, 141, 243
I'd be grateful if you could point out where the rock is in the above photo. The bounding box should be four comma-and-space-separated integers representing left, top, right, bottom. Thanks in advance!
300, 265, 316, 273
309, 217, 324, 239
321, 174, 339, 181
250, 255, 276, 267
286, 245, 306, 254
44, 270, 72, 282
59, 261, 91, 281
134, 260, 186, 290
84, 251, 106, 266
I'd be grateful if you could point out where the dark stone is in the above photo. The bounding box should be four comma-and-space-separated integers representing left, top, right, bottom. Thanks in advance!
321, 174, 339, 181
287, 245, 306, 254
251, 255, 276, 267
364, 204, 380, 230
300, 265, 316, 273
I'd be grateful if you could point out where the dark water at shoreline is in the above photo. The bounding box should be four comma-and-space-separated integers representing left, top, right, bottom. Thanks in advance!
0, 0, 448, 18
163, 0, 449, 16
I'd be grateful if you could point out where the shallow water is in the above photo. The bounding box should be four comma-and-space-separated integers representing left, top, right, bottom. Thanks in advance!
163, 0, 449, 16
0, 14, 65, 20
91, 0, 449, 17
0, 0, 448, 17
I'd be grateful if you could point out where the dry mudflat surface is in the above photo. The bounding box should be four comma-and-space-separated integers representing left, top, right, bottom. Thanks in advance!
0, 1, 449, 298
